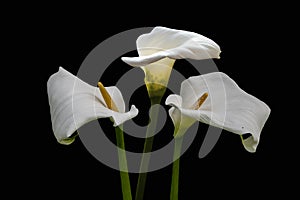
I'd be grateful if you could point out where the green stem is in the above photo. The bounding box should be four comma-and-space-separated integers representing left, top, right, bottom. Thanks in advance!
115, 125, 132, 200
135, 98, 161, 200
170, 137, 183, 200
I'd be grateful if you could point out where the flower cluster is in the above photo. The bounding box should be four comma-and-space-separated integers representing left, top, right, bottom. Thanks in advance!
47, 26, 270, 200
48, 26, 270, 152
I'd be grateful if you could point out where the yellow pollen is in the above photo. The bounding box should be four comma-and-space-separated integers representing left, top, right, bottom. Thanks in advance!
98, 82, 119, 112
195, 92, 208, 110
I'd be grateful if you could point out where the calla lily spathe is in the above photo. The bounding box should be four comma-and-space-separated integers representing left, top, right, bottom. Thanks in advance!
122, 26, 221, 98
166, 72, 270, 152
47, 67, 138, 144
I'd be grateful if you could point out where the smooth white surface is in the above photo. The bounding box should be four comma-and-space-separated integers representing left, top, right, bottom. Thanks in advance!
166, 72, 270, 152
47, 67, 138, 144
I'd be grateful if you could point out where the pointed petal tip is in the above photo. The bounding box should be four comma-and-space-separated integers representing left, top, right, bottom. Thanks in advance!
121, 57, 136, 66
111, 104, 139, 127
121, 56, 145, 67
58, 66, 68, 73
129, 104, 139, 117
165, 94, 181, 106
121, 57, 133, 63
120, 57, 127, 62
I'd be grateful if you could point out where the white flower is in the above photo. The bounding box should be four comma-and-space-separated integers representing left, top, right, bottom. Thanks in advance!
122, 26, 221, 98
165, 72, 270, 152
47, 67, 138, 144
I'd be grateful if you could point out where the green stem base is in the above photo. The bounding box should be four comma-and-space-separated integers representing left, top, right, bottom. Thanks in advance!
115, 126, 132, 200
170, 137, 183, 200
135, 98, 161, 200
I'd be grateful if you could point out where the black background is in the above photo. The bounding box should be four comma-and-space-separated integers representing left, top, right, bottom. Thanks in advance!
6, 2, 296, 199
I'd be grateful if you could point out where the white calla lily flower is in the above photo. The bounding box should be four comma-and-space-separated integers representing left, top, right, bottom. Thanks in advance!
166, 72, 270, 152
47, 67, 138, 145
122, 26, 221, 98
